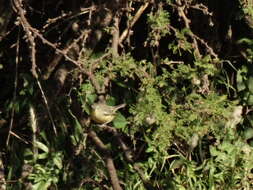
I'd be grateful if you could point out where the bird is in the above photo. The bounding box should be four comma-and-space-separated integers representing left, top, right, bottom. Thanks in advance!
90, 102, 126, 124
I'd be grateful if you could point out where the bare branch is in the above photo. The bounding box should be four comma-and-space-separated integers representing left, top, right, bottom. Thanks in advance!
88, 129, 123, 190
119, 2, 149, 44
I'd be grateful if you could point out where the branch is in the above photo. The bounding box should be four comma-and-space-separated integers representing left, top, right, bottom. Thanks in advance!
42, 6, 96, 30
112, 14, 120, 57
88, 129, 123, 190
42, 30, 90, 80
12, 0, 109, 99
119, 2, 149, 44
177, 4, 201, 58
190, 3, 212, 16
101, 125, 155, 190
12, 0, 58, 135
0, 154, 6, 190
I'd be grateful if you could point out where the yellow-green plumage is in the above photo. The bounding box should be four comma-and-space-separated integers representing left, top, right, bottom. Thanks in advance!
90, 103, 126, 124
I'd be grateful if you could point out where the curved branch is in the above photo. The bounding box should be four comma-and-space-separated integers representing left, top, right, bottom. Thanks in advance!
88, 129, 123, 190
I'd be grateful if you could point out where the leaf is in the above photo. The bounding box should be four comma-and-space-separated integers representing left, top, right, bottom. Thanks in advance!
246, 113, 253, 126
247, 76, 253, 93
106, 96, 117, 106
81, 103, 91, 115
113, 113, 127, 129
24, 149, 33, 157
68, 109, 83, 134
248, 139, 253, 147
247, 94, 253, 105
53, 155, 63, 169
170, 159, 184, 170
114, 81, 128, 88
33, 181, 51, 190
243, 128, 253, 140
35, 141, 49, 153
86, 93, 97, 105
236, 69, 246, 92
37, 153, 49, 160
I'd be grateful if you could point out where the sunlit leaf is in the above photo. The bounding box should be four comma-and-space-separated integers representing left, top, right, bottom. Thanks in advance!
236, 69, 246, 92
247, 76, 253, 93
37, 153, 49, 160
53, 155, 63, 169
247, 94, 253, 105
244, 128, 253, 140
35, 141, 49, 153
113, 113, 127, 129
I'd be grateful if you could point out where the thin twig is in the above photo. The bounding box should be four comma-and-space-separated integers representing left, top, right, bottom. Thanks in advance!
168, 23, 218, 59
42, 30, 90, 80
12, 0, 58, 135
9, 131, 28, 144
190, 3, 212, 16
43, 6, 96, 30
13, 0, 109, 97
6, 26, 19, 146
192, 33, 218, 59
177, 4, 201, 58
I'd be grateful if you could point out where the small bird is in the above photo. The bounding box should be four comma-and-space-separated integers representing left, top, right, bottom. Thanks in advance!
90, 102, 126, 124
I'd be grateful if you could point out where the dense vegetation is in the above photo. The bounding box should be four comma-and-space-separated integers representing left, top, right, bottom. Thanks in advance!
1, 0, 253, 189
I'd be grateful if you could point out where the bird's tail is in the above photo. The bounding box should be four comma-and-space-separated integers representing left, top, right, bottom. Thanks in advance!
114, 103, 126, 111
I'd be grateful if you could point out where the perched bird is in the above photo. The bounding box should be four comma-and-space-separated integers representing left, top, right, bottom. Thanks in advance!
90, 102, 126, 124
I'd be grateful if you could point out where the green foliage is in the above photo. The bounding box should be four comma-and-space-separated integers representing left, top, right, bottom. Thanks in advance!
238, 38, 253, 62
113, 112, 128, 129
78, 82, 97, 114
209, 129, 253, 189
3, 0, 253, 190
147, 8, 170, 47
26, 151, 63, 189
168, 28, 194, 55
